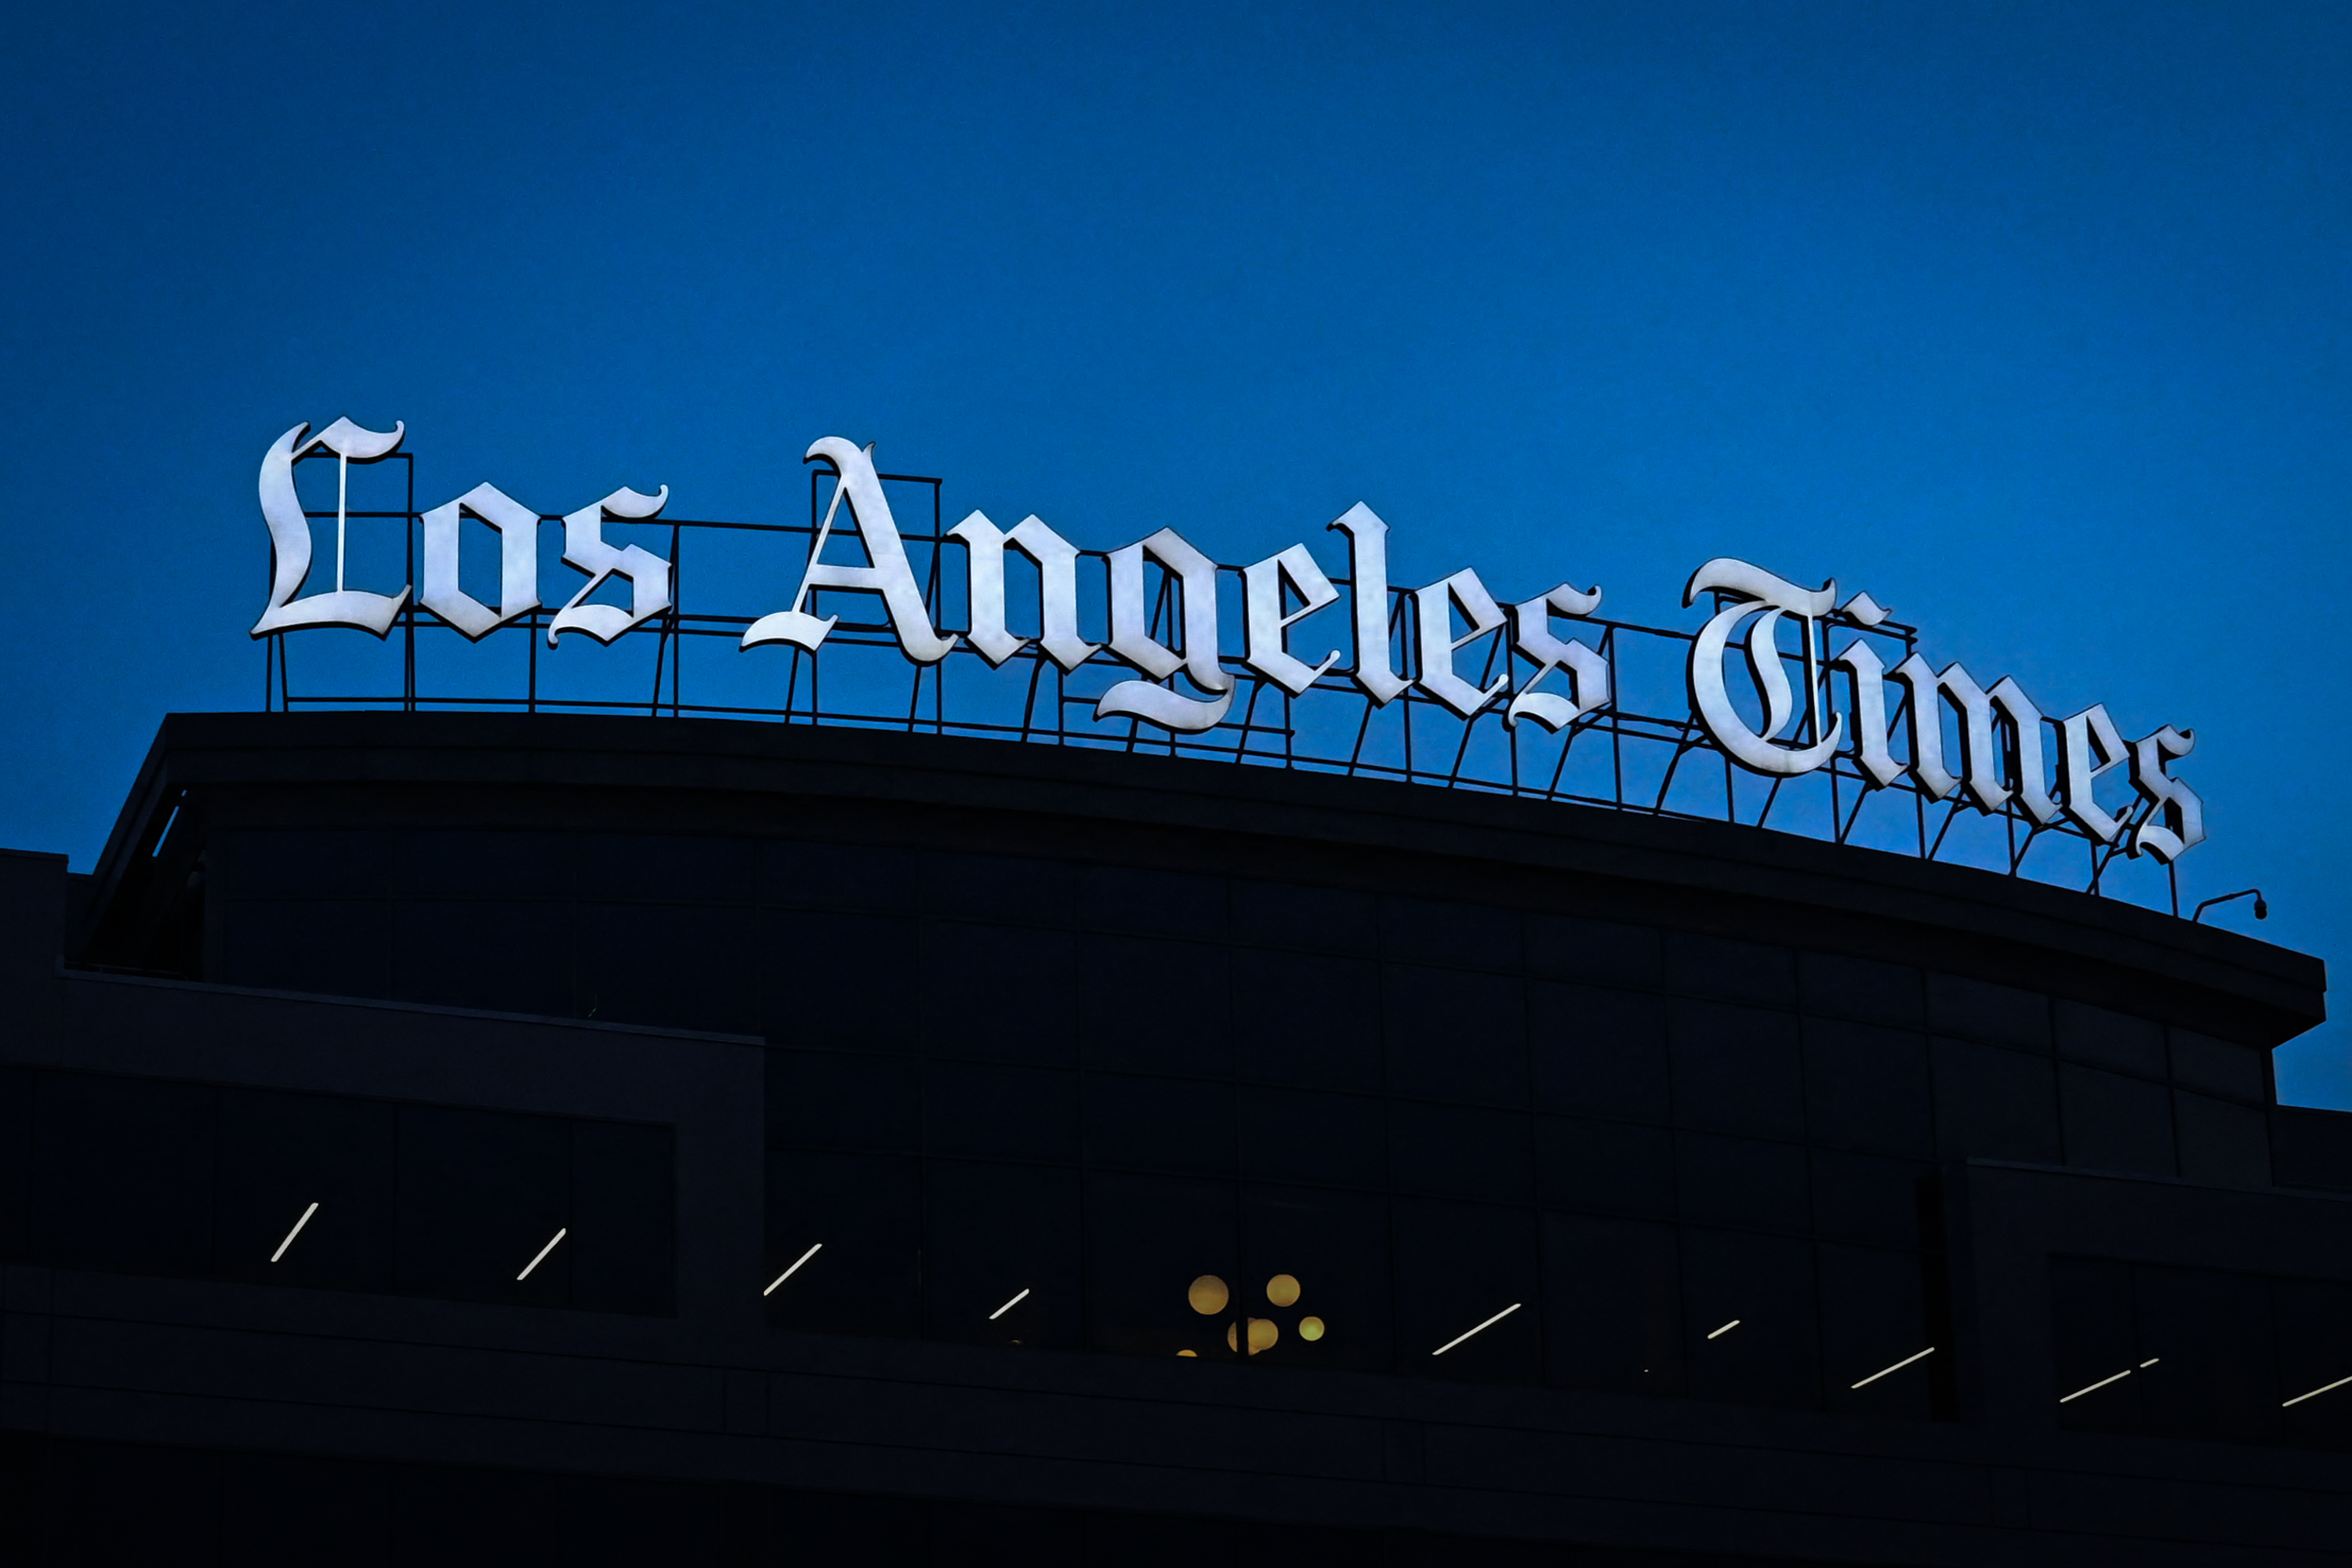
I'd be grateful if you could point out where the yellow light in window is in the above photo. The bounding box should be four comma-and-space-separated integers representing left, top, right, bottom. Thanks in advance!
1188, 1275, 1230, 1316
1248, 1317, 1278, 1354
1266, 1273, 1301, 1307
1177, 1349, 1198, 1358
1300, 1316, 1326, 1341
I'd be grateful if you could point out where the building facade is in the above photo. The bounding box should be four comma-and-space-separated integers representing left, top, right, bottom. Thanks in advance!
1, 710, 2343, 1564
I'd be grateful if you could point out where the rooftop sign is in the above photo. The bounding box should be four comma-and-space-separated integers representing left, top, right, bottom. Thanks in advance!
249, 420, 2206, 895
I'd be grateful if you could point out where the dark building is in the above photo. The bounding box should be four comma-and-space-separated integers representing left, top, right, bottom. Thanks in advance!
1, 710, 2344, 1564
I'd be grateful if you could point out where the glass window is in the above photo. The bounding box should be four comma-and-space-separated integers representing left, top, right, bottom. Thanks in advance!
1387, 1102, 1532, 1203
1083, 1171, 1236, 1358
1535, 1116, 1673, 1218
1078, 934, 1231, 1077
1932, 1040, 2060, 1163
1669, 1000, 1804, 1142
766, 1050, 920, 1154
1680, 1227, 1820, 1410
924, 1160, 1082, 1348
764, 1149, 922, 1338
1231, 948, 1382, 1092
1082, 1073, 1234, 1178
1801, 1019, 1933, 1159
1236, 1087, 1385, 1189
1541, 1211, 1681, 1397
213, 1087, 396, 1291
1382, 965, 1526, 1106
36, 1073, 215, 1276
1927, 974, 2049, 1049
1243, 1183, 1392, 1372
1798, 952, 1922, 1029
1675, 1133, 1809, 1232
1526, 913, 1662, 990
1528, 983, 1668, 1123
1666, 934, 1795, 1008
922, 923, 1077, 1066
1391, 1198, 1541, 1385
764, 910, 922, 1050
2058, 1065, 2176, 1177
921, 1062, 1077, 1163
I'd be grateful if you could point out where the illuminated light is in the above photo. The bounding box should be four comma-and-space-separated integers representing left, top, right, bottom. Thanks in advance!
1432, 1302, 1521, 1356
1248, 1317, 1278, 1354
2060, 1367, 2135, 1404
1266, 1273, 1301, 1308
1849, 1347, 1936, 1389
268, 1201, 319, 1264
2281, 1373, 2352, 1408
1177, 1349, 1198, 1358
1299, 1316, 1325, 1341
1707, 1319, 1740, 1340
516, 1227, 568, 1282
2140, 1357, 2160, 1368
1188, 1275, 1230, 1316
763, 1241, 823, 1297
988, 1287, 1031, 1321
1227, 1322, 1237, 1352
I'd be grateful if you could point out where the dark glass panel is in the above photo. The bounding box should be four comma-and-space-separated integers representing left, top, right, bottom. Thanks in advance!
2170, 1028, 2269, 1105
1229, 880, 1379, 957
1926, 974, 2049, 1048
223, 898, 393, 999
389, 900, 574, 1018
36, 1073, 214, 1276
569, 1120, 674, 1315
764, 1149, 922, 1337
1808, 1149, 1926, 1249
1798, 952, 1923, 1028
1802, 1018, 1933, 1159
922, 922, 1077, 1066
1931, 1039, 2060, 1163
2059, 1065, 2176, 1177
1525, 913, 1662, 990
1382, 965, 1526, 1106
1242, 1183, 1393, 1371
394, 1105, 570, 1306
1541, 1211, 1682, 1396
765, 1049, 920, 1154
1681, 1226, 1820, 1410
924, 1159, 1082, 1347
213, 1087, 396, 1290
1529, 983, 1668, 1123
1534, 1116, 1674, 1217
1817, 1243, 1934, 1419
762, 839, 924, 914
2053, 1000, 2165, 1077
925, 851, 1073, 928
1077, 934, 1231, 1077
1387, 1102, 1532, 1203
1077, 866, 1226, 942
763, 910, 921, 1051
1230, 948, 1382, 1092
1665, 933, 1795, 1008
1236, 1087, 1386, 1189
1082, 1073, 1234, 1178
1381, 896, 1523, 975
1392, 1198, 1541, 1385
920, 1061, 1077, 1163
2050, 1255, 2143, 1434
575, 902, 757, 1033
1083, 1171, 1236, 1358
1668, 1000, 1804, 1141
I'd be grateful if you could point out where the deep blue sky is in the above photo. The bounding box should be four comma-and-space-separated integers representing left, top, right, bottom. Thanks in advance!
3, 2, 2345, 1098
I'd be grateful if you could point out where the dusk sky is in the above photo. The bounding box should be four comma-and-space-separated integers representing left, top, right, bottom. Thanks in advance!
3, 3, 2346, 1099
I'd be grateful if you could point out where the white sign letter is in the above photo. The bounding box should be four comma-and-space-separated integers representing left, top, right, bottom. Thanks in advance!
743, 438, 956, 662
547, 486, 672, 646
1098, 528, 1233, 731
420, 483, 541, 640
1242, 543, 1341, 696
250, 419, 411, 637
947, 510, 1099, 670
